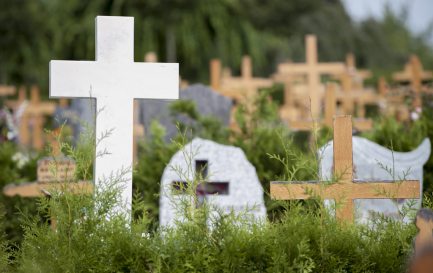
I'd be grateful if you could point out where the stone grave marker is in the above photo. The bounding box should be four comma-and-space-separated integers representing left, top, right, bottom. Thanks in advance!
3, 155, 91, 199
50, 16, 179, 217
3, 154, 92, 229
271, 115, 421, 222
141, 83, 232, 141
319, 130, 431, 223
160, 138, 266, 226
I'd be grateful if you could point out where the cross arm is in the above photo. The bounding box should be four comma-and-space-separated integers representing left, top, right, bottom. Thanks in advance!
3, 181, 93, 197
50, 61, 99, 99
317, 63, 345, 74
271, 180, 420, 200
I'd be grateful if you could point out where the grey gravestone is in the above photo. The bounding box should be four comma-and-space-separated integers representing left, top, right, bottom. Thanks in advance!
69, 98, 96, 140
141, 84, 232, 141
319, 136, 431, 223
160, 138, 266, 226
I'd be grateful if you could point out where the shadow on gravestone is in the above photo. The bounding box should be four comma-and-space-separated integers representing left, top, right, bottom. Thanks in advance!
319, 136, 431, 223
159, 137, 266, 227
140, 84, 233, 141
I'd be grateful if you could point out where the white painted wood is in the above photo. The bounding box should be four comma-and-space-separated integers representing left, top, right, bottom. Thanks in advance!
49, 16, 179, 217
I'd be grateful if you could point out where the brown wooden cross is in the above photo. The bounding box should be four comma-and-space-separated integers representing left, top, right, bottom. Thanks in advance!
415, 208, 433, 254
274, 35, 345, 118
210, 56, 273, 102
271, 115, 420, 222
287, 83, 337, 130
3, 151, 93, 229
393, 55, 433, 107
20, 86, 56, 150
5, 86, 26, 111
335, 53, 377, 119
285, 83, 371, 132
378, 77, 411, 121
0, 84, 16, 98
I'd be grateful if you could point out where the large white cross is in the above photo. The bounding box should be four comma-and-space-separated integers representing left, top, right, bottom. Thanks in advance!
49, 16, 179, 217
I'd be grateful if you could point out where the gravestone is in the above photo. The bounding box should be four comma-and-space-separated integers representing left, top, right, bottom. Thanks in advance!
50, 16, 179, 217
37, 157, 76, 183
319, 136, 431, 223
3, 156, 91, 198
141, 84, 232, 141
160, 138, 266, 226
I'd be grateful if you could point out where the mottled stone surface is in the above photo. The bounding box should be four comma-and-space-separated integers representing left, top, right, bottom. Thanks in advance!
141, 84, 232, 141
160, 138, 266, 226
319, 136, 431, 223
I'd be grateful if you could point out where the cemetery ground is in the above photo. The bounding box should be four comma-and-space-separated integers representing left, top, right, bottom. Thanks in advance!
0, 91, 432, 272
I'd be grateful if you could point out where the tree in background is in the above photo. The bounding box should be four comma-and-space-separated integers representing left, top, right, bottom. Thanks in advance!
1, 0, 432, 87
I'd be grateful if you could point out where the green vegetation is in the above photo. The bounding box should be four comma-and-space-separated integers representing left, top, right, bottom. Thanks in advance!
0, 128, 430, 272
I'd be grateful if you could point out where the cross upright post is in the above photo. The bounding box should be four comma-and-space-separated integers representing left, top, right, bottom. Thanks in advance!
271, 115, 421, 222
50, 16, 179, 218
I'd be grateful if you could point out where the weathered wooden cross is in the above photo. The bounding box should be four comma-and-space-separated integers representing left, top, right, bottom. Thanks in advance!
50, 16, 179, 217
393, 55, 433, 107
0, 84, 16, 98
210, 56, 273, 102
6, 86, 26, 111
21, 86, 56, 150
274, 35, 345, 119
271, 115, 420, 222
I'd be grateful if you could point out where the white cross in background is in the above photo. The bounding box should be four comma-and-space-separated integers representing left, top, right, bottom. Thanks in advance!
50, 16, 179, 217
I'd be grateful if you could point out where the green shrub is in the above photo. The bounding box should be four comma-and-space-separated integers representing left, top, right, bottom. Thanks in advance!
10, 185, 417, 272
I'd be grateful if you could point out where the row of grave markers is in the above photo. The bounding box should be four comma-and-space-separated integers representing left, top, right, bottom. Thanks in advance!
1, 36, 431, 153
210, 35, 433, 130
0, 16, 431, 224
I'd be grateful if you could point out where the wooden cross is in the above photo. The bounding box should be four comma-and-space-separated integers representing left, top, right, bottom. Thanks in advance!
415, 208, 433, 254
210, 56, 273, 102
378, 77, 411, 121
393, 55, 433, 107
3, 154, 93, 230
0, 84, 16, 97
274, 35, 345, 118
287, 83, 336, 130
336, 54, 375, 117
5, 86, 26, 111
271, 115, 420, 222
19, 86, 56, 150
50, 16, 179, 216
284, 83, 371, 132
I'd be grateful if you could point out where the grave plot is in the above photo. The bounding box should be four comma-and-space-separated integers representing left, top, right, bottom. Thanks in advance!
271, 115, 423, 222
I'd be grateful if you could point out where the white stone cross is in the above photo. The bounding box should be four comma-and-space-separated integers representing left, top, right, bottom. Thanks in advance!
49, 16, 179, 217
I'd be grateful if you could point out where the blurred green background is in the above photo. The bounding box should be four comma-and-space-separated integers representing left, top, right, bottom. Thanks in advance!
0, 0, 432, 88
